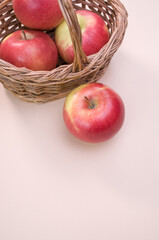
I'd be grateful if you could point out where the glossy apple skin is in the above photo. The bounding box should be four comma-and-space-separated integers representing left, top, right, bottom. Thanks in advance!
63, 83, 125, 143
12, 0, 64, 30
0, 30, 58, 71
55, 10, 109, 63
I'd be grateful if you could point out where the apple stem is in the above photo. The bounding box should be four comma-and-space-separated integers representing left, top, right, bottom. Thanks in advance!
84, 96, 95, 109
22, 30, 27, 40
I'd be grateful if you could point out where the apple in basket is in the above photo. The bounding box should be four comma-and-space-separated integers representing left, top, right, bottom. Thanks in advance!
63, 83, 125, 143
12, 0, 64, 30
55, 9, 110, 63
0, 29, 58, 71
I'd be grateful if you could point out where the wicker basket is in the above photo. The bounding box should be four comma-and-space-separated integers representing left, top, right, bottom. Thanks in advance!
0, 0, 128, 103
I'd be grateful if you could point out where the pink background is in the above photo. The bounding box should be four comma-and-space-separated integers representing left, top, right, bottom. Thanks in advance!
0, 0, 159, 239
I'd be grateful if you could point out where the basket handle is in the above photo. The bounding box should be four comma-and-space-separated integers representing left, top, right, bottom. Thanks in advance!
58, 0, 89, 72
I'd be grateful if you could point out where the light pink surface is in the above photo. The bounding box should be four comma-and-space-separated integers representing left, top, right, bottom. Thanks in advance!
0, 0, 159, 239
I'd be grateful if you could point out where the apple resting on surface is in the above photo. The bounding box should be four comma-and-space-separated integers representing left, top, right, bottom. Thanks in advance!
12, 0, 64, 30
0, 30, 58, 71
55, 10, 110, 63
63, 83, 125, 143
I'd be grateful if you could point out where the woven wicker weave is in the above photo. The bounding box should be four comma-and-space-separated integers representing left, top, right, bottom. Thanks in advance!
0, 0, 128, 103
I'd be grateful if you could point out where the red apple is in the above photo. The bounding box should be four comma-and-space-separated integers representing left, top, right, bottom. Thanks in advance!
0, 29, 58, 71
55, 10, 109, 63
63, 83, 125, 143
12, 0, 64, 30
